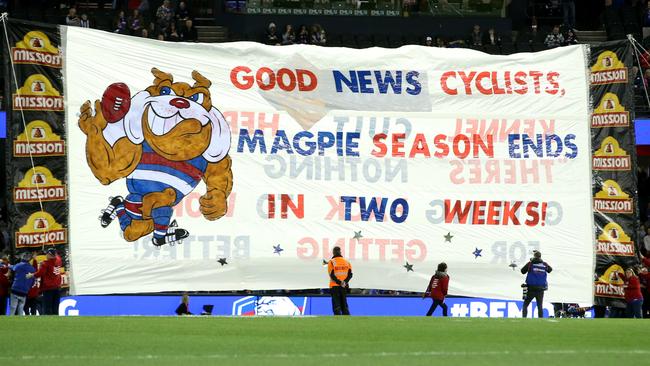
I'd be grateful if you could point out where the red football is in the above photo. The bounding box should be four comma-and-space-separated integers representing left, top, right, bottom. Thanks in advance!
101, 82, 131, 123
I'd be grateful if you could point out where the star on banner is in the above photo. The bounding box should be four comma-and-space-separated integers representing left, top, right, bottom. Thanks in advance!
273, 244, 284, 255
444, 232, 454, 243
353, 231, 363, 240
472, 248, 482, 259
509, 262, 518, 271
217, 258, 228, 266
404, 262, 414, 272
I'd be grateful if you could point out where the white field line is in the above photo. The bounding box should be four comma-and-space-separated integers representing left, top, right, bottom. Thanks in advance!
2, 350, 650, 360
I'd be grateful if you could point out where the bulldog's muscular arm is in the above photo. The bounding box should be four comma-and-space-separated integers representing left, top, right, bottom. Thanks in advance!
78, 100, 142, 185
200, 155, 233, 220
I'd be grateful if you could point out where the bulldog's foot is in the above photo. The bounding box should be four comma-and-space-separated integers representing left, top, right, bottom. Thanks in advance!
100, 196, 124, 228
152, 220, 189, 247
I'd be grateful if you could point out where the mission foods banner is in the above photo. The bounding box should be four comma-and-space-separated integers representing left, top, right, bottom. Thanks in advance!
590, 41, 640, 308
63, 26, 594, 301
2, 19, 69, 286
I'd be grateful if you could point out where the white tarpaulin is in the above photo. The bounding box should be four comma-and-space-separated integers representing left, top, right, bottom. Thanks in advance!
63, 26, 594, 302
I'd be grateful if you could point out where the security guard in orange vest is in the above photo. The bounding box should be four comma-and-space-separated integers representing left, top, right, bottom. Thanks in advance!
327, 246, 353, 315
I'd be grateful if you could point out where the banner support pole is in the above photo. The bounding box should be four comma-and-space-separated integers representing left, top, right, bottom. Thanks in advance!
1, 15, 51, 250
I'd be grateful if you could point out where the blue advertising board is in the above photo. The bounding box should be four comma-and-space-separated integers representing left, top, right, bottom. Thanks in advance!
636, 119, 650, 145
40, 295, 593, 318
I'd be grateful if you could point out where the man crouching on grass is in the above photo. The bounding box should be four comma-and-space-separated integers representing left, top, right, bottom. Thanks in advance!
327, 246, 352, 315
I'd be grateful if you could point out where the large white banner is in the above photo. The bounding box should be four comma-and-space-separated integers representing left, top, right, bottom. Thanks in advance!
64, 26, 594, 302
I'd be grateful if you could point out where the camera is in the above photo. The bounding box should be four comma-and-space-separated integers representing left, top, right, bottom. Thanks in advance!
521, 283, 528, 300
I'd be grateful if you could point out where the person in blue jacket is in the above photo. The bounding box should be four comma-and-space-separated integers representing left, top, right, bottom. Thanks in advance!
521, 250, 553, 318
8, 252, 35, 316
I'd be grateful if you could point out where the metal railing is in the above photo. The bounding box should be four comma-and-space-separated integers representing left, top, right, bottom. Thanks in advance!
224, 0, 507, 17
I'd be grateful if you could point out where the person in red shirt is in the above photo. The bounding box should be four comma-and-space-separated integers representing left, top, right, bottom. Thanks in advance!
422, 262, 450, 316
620, 268, 643, 319
0, 255, 10, 315
27, 248, 61, 315
639, 259, 650, 318
24, 256, 41, 316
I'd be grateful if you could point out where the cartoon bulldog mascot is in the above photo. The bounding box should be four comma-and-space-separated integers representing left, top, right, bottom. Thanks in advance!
78, 68, 232, 246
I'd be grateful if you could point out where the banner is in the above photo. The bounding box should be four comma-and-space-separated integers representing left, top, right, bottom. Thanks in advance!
2, 19, 69, 286
63, 26, 594, 301
590, 41, 640, 308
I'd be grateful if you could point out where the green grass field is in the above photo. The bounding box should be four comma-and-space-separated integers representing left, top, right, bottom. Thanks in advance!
1, 317, 647, 366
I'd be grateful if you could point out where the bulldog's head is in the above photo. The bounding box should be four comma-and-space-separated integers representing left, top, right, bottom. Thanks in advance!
122, 68, 230, 162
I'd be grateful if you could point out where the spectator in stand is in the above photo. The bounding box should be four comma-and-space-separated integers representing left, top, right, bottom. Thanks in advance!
424, 36, 433, 46
166, 22, 180, 41
483, 27, 501, 46
310, 24, 326, 46
265, 22, 280, 45
422, 262, 450, 316
544, 25, 565, 49
507, 0, 529, 43
0, 255, 9, 315
141, 28, 150, 38
282, 24, 295, 45
643, 226, 650, 255
66, 7, 80, 26
156, 0, 175, 30
561, 0, 576, 30
114, 10, 128, 34
621, 268, 643, 318
147, 22, 157, 37
80, 13, 91, 28
176, 1, 190, 22
138, 0, 150, 13
8, 252, 35, 316
564, 29, 578, 45
27, 248, 61, 316
129, 9, 143, 35
447, 37, 466, 48
469, 24, 483, 47
436, 36, 447, 48
297, 25, 309, 44
180, 19, 197, 42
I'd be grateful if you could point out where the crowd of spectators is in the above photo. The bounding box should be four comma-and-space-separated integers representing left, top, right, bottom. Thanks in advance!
1, 248, 64, 316
420, 22, 578, 53
60, 0, 198, 42
263, 22, 326, 46
543, 24, 578, 48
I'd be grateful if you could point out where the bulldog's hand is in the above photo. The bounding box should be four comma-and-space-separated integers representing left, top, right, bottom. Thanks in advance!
199, 189, 228, 220
78, 100, 108, 135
